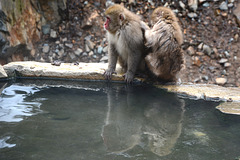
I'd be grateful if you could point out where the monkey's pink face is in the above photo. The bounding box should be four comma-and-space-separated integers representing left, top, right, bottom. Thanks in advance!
104, 17, 110, 30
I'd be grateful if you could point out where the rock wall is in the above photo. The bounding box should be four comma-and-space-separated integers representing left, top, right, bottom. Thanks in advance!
0, 0, 67, 65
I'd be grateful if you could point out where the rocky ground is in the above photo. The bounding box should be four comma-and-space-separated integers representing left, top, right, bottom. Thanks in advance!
34, 0, 240, 87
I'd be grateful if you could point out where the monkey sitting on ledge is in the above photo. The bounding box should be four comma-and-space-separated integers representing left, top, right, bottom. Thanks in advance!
145, 7, 184, 82
103, 4, 149, 83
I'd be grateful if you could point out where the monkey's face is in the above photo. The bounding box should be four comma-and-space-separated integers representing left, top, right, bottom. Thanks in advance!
104, 17, 111, 30
104, 4, 126, 34
104, 14, 121, 34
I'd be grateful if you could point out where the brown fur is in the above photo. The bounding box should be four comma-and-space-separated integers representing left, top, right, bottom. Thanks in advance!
103, 4, 149, 83
145, 7, 184, 81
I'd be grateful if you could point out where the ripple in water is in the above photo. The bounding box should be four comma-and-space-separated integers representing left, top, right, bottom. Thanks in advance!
0, 85, 44, 122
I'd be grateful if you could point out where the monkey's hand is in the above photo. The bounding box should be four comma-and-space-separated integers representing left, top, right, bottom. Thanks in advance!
103, 69, 116, 80
123, 71, 134, 83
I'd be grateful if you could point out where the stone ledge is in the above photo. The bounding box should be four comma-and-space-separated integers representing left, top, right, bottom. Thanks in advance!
216, 102, 240, 115
158, 84, 240, 115
3, 61, 126, 81
158, 84, 240, 102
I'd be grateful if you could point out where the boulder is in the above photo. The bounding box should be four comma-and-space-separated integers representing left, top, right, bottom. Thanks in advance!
0, 0, 67, 64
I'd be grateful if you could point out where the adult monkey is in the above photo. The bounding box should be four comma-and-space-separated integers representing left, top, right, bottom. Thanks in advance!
145, 7, 184, 82
103, 4, 149, 83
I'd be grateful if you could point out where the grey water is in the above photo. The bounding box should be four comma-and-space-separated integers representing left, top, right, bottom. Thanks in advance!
0, 80, 240, 160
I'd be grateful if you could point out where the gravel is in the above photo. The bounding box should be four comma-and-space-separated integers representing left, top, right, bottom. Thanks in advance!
33, 0, 240, 87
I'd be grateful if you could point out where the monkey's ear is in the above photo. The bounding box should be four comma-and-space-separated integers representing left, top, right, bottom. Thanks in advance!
119, 14, 125, 21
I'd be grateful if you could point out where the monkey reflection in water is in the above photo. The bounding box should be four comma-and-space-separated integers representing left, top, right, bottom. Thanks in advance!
101, 86, 185, 156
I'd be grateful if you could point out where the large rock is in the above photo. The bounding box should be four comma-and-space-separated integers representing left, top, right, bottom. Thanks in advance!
0, 1, 42, 54
0, 0, 67, 64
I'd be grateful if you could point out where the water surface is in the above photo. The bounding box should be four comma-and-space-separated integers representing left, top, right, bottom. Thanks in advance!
0, 80, 240, 160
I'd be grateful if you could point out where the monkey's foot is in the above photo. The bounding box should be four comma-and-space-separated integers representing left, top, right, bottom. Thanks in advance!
103, 69, 117, 80
122, 71, 134, 83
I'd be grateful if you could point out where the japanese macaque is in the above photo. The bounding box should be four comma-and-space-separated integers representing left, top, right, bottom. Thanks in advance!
103, 4, 149, 83
145, 7, 184, 81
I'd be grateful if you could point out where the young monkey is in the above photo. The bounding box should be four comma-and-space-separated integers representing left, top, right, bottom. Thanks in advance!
103, 4, 149, 83
145, 7, 184, 82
